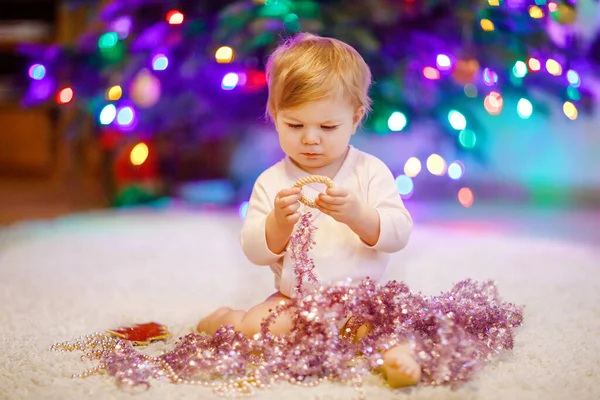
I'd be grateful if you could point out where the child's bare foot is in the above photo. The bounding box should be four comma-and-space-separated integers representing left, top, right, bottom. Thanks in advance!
381, 343, 421, 388
196, 307, 232, 333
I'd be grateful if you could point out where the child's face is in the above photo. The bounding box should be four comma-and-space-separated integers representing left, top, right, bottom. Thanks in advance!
275, 96, 364, 174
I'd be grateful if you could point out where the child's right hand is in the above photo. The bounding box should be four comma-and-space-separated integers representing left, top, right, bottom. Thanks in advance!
273, 187, 302, 226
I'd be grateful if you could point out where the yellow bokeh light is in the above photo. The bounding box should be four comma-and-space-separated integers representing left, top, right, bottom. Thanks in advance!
426, 154, 447, 176
529, 6, 544, 19
130, 142, 149, 166
404, 157, 422, 178
563, 101, 578, 120
215, 46, 234, 64
106, 85, 122, 101
546, 59, 562, 76
480, 19, 495, 31
488, 0, 500, 6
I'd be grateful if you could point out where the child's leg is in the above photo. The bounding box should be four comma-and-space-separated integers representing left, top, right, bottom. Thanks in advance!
197, 292, 293, 337
345, 319, 421, 388
196, 307, 233, 333
381, 342, 421, 388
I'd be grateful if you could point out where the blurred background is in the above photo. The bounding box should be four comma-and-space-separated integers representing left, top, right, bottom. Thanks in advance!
1, 0, 599, 225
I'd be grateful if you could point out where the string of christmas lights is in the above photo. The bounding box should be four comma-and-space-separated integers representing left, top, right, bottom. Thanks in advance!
19, 0, 598, 207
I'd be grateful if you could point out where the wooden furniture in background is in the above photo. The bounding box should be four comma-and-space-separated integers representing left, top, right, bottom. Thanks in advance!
0, 0, 109, 224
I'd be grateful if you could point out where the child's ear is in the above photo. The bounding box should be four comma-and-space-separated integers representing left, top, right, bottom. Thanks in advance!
352, 106, 366, 132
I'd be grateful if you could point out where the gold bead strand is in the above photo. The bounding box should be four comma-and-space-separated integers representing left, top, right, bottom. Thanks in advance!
293, 175, 335, 208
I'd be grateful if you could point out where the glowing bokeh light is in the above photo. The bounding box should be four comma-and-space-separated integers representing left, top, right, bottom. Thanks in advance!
528, 58, 541, 71
167, 10, 184, 25
98, 32, 118, 49
563, 101, 578, 120
484, 91, 503, 115
238, 201, 249, 219
56, 87, 74, 104
436, 54, 451, 70
448, 110, 467, 130
480, 19, 494, 31
483, 68, 498, 86
388, 112, 407, 131
106, 85, 122, 101
567, 70, 580, 87
130, 142, 149, 166
458, 187, 474, 208
117, 106, 135, 126
395, 175, 414, 197
513, 61, 528, 78
28, 64, 46, 80
458, 129, 477, 149
517, 98, 533, 119
215, 46, 234, 64
99, 104, 117, 125
546, 59, 562, 76
222, 73, 239, 90
529, 5, 544, 18
423, 66, 440, 80
404, 157, 422, 178
448, 161, 465, 180
152, 54, 169, 71
426, 154, 447, 176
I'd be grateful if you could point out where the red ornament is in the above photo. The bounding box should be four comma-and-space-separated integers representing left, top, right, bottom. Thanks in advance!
106, 322, 171, 346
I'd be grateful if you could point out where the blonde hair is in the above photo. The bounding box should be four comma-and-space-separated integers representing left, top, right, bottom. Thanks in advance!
265, 32, 372, 122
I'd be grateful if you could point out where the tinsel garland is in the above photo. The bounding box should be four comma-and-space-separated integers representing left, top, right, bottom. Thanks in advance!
52, 212, 524, 397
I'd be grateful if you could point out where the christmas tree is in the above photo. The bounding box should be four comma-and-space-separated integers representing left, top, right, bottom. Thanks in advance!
20, 0, 598, 207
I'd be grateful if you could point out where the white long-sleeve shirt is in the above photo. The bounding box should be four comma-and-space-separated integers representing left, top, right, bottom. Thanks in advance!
240, 145, 413, 297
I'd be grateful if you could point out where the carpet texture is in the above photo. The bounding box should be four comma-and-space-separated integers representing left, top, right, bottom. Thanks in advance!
1, 207, 599, 400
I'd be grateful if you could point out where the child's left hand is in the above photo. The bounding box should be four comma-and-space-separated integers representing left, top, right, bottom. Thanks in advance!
315, 187, 364, 226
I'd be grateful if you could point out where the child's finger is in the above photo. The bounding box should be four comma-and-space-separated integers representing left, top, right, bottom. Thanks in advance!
276, 193, 301, 208
279, 187, 302, 197
318, 194, 340, 205
316, 199, 335, 212
317, 205, 336, 217
286, 212, 300, 224
284, 202, 300, 215
326, 187, 348, 197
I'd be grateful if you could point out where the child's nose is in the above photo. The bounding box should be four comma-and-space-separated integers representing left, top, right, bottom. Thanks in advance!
302, 129, 320, 144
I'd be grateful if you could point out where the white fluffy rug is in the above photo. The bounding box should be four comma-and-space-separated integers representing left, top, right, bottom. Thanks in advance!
1, 206, 599, 400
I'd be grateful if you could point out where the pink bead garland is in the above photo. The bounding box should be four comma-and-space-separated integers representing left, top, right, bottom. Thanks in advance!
52, 212, 524, 397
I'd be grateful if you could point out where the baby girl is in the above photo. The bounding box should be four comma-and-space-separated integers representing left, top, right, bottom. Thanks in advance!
197, 32, 419, 388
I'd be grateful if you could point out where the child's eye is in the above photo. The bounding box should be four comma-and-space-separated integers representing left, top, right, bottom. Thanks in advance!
321, 125, 338, 131
287, 123, 303, 129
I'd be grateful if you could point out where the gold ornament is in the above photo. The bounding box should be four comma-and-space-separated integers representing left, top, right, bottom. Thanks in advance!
293, 175, 334, 208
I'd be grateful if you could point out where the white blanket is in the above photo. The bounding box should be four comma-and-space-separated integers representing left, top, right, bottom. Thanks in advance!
1, 207, 599, 400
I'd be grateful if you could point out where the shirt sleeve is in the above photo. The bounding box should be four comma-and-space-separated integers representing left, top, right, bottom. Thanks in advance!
240, 176, 285, 266
362, 157, 413, 253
